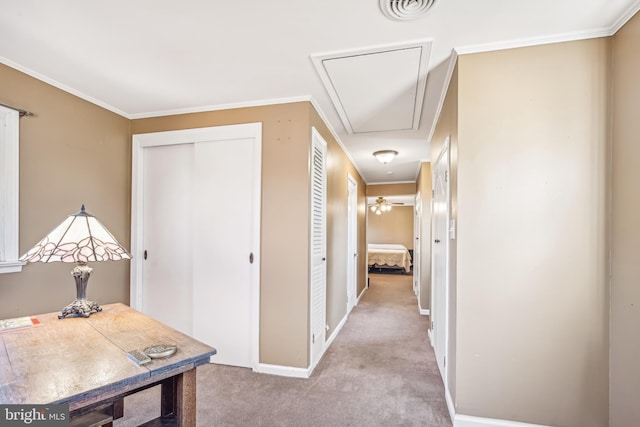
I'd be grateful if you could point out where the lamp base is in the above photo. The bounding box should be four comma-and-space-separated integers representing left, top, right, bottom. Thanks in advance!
58, 263, 101, 319
58, 298, 102, 319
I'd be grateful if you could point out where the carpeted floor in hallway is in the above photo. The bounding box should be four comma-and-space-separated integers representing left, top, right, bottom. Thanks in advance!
116, 273, 452, 426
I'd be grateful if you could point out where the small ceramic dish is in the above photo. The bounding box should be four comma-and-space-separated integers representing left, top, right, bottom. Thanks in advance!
143, 344, 177, 359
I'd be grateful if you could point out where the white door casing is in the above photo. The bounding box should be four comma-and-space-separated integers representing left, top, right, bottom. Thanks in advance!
310, 127, 327, 371
131, 123, 262, 370
432, 138, 450, 381
347, 174, 358, 312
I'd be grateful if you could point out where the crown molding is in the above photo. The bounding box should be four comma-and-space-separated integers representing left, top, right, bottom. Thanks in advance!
425, 49, 458, 146
129, 95, 313, 119
0, 55, 130, 119
454, 27, 612, 57
610, 0, 640, 34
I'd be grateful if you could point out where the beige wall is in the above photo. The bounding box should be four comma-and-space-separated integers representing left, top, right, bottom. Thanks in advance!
367, 182, 416, 196
309, 108, 368, 342
610, 11, 640, 426
132, 101, 367, 369
0, 64, 131, 318
415, 163, 432, 318
367, 206, 414, 249
132, 104, 311, 368
0, 62, 367, 371
453, 39, 610, 425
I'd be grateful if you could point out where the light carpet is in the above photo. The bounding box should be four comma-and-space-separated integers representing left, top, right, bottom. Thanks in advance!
115, 273, 452, 426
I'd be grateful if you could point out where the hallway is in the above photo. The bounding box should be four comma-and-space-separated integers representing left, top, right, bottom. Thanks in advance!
118, 273, 451, 426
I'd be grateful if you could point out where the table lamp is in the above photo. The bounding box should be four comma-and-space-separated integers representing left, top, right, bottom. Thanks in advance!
19, 205, 131, 319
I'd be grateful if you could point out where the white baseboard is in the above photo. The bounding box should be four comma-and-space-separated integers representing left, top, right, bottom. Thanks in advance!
255, 290, 359, 380
428, 328, 434, 346
255, 363, 310, 378
446, 386, 456, 424
419, 308, 430, 316
357, 284, 367, 303
446, 386, 552, 427
325, 312, 348, 350
454, 415, 552, 427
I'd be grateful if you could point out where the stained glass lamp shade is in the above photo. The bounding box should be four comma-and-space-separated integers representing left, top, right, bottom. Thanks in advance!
19, 205, 131, 319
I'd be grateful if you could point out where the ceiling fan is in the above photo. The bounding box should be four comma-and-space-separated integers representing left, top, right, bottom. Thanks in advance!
369, 196, 404, 215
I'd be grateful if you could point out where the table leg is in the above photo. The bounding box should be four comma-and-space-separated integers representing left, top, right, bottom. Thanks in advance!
113, 398, 124, 420
160, 377, 176, 416
176, 368, 197, 427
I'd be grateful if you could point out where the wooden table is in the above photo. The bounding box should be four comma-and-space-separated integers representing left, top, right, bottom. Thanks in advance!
0, 303, 216, 426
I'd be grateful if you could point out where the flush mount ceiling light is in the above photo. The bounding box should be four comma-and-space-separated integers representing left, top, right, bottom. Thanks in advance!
373, 150, 398, 164
380, 0, 437, 21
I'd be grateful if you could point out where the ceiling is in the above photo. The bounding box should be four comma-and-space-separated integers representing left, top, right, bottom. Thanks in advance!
1, 0, 638, 184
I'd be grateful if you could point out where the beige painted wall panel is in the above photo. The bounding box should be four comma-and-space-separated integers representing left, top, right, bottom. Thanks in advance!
132, 103, 312, 368
132, 102, 366, 369
367, 182, 416, 196
456, 40, 609, 426
0, 64, 131, 318
610, 11, 640, 426
367, 206, 414, 250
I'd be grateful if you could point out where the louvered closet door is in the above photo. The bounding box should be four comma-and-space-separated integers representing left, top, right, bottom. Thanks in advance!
310, 128, 327, 369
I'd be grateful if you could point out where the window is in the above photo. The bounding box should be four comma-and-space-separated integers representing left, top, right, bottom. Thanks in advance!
0, 105, 21, 273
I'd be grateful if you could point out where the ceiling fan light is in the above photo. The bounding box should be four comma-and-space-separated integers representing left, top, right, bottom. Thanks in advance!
373, 150, 398, 164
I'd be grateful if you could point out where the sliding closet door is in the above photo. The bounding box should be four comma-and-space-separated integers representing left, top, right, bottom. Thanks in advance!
192, 138, 258, 368
132, 123, 261, 370
141, 143, 194, 336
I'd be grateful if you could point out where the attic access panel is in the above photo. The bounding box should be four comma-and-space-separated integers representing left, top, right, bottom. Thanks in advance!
311, 40, 432, 134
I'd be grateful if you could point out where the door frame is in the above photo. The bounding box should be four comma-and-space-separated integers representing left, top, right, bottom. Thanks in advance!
130, 123, 262, 369
431, 137, 450, 383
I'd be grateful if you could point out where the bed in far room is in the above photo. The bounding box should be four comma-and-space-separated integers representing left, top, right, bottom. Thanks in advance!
367, 243, 412, 274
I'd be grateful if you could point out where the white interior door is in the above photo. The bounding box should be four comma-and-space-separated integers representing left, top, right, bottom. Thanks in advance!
132, 123, 261, 370
347, 174, 358, 312
310, 128, 327, 370
432, 140, 450, 381
414, 192, 422, 297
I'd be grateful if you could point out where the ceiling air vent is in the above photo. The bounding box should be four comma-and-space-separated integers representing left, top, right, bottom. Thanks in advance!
380, 0, 437, 21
